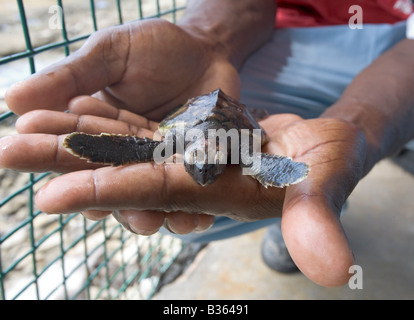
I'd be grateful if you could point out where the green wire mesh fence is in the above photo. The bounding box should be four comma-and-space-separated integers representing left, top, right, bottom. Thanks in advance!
0, 0, 188, 300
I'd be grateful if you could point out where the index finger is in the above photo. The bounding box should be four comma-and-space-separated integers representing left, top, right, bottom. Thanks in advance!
34, 162, 285, 219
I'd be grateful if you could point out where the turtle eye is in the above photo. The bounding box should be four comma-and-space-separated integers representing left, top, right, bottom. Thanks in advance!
198, 167, 207, 173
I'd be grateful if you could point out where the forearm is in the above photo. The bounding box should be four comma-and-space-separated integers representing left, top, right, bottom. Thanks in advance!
178, 0, 276, 69
322, 38, 414, 173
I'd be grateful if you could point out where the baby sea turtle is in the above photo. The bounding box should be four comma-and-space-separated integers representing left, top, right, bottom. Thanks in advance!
64, 89, 309, 187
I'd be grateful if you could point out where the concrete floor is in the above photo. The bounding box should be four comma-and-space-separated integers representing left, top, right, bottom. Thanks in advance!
154, 154, 414, 300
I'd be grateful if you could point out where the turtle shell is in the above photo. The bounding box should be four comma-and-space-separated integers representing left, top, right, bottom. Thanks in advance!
158, 89, 268, 145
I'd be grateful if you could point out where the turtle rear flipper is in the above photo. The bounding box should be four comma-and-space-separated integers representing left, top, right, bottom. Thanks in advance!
249, 153, 310, 188
64, 132, 161, 166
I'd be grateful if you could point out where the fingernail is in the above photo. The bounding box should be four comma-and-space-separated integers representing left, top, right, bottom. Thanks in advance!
194, 223, 214, 233
162, 219, 177, 234
129, 224, 159, 236
112, 210, 159, 236
194, 215, 215, 233
112, 210, 135, 233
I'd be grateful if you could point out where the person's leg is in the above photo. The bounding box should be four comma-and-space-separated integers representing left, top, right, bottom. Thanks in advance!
240, 22, 407, 118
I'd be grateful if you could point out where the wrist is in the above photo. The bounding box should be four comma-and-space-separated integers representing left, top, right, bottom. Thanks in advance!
177, 19, 245, 69
177, 23, 226, 60
177, 0, 276, 69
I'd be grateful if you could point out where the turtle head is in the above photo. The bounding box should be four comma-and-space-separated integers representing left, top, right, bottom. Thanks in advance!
183, 140, 227, 186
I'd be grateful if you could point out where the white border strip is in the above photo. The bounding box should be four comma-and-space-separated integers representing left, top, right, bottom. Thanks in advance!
407, 13, 414, 39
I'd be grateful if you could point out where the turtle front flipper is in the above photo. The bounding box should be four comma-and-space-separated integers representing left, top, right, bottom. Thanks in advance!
248, 153, 310, 188
64, 132, 161, 166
